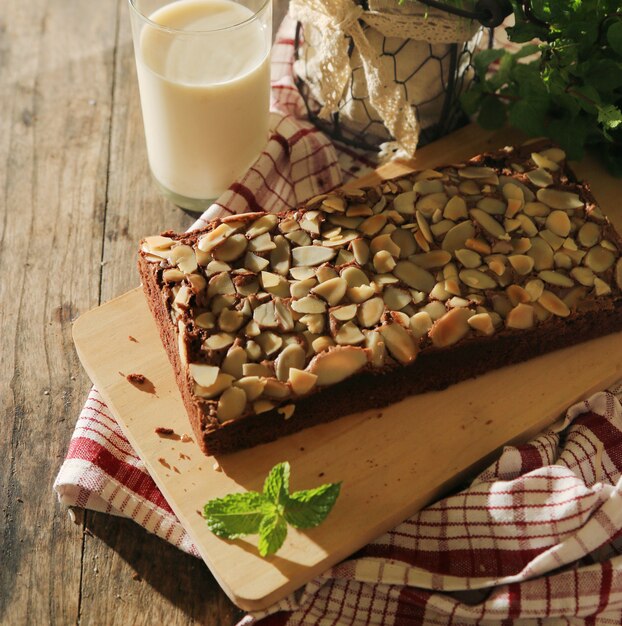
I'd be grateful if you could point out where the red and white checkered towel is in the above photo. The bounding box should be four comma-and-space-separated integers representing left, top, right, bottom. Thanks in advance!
55, 16, 622, 625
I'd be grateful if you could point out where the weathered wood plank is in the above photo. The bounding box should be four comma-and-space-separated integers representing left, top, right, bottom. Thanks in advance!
0, 0, 118, 623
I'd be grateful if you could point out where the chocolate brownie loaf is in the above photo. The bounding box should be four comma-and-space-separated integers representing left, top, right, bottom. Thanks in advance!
138, 142, 622, 456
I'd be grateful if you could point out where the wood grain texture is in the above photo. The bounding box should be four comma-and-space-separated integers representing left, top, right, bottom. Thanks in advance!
0, 0, 116, 623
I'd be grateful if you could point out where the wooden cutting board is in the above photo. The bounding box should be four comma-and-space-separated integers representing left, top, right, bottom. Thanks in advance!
72, 125, 622, 611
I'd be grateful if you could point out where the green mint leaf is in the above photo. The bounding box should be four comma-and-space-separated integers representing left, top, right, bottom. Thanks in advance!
476, 95, 506, 131
284, 482, 342, 529
607, 21, 622, 57
257, 511, 288, 557
263, 461, 290, 506
203, 492, 273, 539
598, 104, 622, 131
508, 100, 547, 137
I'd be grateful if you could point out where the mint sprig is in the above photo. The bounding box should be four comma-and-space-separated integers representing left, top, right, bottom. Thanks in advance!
203, 462, 341, 557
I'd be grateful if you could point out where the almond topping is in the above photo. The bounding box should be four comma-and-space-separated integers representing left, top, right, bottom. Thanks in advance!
429, 308, 473, 348
378, 323, 418, 364
308, 346, 368, 386
289, 368, 318, 395
538, 290, 570, 317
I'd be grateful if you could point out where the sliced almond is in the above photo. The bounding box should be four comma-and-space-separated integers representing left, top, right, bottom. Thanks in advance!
189, 363, 220, 388
311, 335, 335, 354
291, 277, 317, 299
243, 362, 272, 377
221, 346, 247, 378
594, 277, 611, 296
465, 238, 491, 256
468, 312, 495, 336
429, 308, 472, 348
351, 238, 370, 266
469, 209, 507, 240
442, 220, 476, 254
409, 311, 433, 338
393, 260, 435, 292
300, 313, 324, 334
194, 372, 234, 399
455, 248, 481, 269
373, 250, 397, 273
538, 270, 574, 288
335, 321, 365, 345
307, 346, 368, 386
506, 303, 535, 329
348, 285, 376, 303
393, 191, 416, 214
332, 304, 358, 321
538, 290, 570, 317
506, 284, 530, 306
526, 168, 553, 188
256, 332, 283, 356
292, 245, 336, 267
207, 272, 236, 296
253, 301, 279, 328
162, 268, 185, 283
322, 195, 346, 212
275, 343, 306, 381
341, 266, 370, 287
245, 214, 278, 239
205, 333, 236, 351
391, 229, 416, 258
248, 232, 276, 253
532, 151, 560, 171
289, 368, 318, 395
378, 323, 418, 364
508, 254, 535, 276
364, 330, 386, 367
357, 297, 384, 327
410, 250, 452, 270
286, 229, 312, 247
443, 195, 467, 220
244, 251, 270, 273
537, 188, 583, 210
584, 246, 615, 273
570, 266, 595, 287
219, 309, 245, 333
234, 376, 266, 402
540, 229, 564, 251
527, 238, 554, 270
616, 258, 622, 290
370, 234, 401, 257
311, 277, 347, 306
578, 222, 601, 248
359, 214, 387, 237
291, 295, 326, 314
524, 202, 550, 218
477, 197, 506, 215
171, 245, 198, 274
195, 311, 215, 329
459, 269, 497, 290
383, 287, 411, 311
197, 223, 236, 252
144, 235, 174, 252
545, 211, 571, 238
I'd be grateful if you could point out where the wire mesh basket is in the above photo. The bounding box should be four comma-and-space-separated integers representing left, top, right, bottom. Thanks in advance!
292, 0, 509, 153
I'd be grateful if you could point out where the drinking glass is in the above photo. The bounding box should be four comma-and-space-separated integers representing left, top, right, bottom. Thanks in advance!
128, 0, 272, 212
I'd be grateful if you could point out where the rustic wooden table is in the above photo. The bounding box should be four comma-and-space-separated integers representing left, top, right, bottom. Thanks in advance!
1, 0, 287, 623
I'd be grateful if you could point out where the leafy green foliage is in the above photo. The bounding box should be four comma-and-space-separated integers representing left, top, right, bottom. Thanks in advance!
202, 462, 341, 557
462, 1, 622, 175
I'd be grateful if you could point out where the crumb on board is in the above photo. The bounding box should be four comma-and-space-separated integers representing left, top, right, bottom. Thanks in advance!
126, 373, 157, 394
128, 335, 138, 343
158, 457, 171, 469
212, 460, 222, 472
155, 427, 174, 436
181, 433, 192, 443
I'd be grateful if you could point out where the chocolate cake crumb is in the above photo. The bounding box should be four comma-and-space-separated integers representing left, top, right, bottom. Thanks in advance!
126, 373, 145, 384
155, 427, 174, 436
126, 373, 157, 394
128, 335, 138, 343
158, 457, 171, 469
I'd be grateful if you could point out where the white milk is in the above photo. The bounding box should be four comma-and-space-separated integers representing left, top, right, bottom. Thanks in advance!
134, 0, 271, 202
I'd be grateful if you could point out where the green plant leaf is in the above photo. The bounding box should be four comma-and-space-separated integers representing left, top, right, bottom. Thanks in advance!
263, 461, 290, 506
284, 482, 342, 529
473, 49, 504, 78
598, 104, 622, 130
476, 95, 506, 131
607, 20, 622, 56
460, 88, 483, 116
203, 492, 273, 539
257, 511, 288, 557
508, 100, 547, 137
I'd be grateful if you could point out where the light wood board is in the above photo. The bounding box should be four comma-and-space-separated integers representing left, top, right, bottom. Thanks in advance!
72, 126, 622, 611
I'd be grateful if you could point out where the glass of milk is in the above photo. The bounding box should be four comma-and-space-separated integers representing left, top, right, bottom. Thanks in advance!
128, 0, 272, 211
